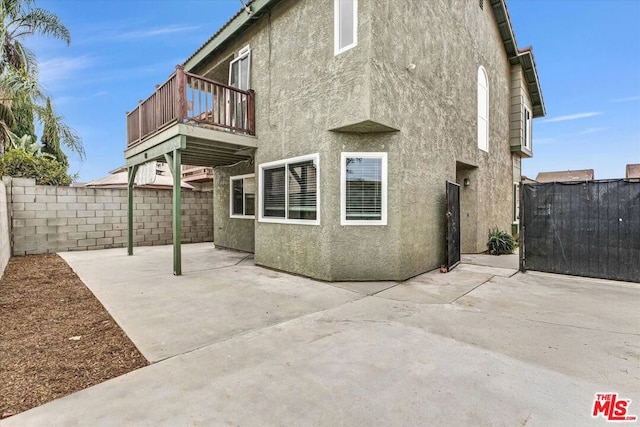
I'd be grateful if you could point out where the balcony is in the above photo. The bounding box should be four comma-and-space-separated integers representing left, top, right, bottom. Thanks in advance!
125, 66, 257, 169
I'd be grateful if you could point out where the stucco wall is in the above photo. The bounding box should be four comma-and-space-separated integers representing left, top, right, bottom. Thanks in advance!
213, 161, 255, 253
200, 0, 528, 281
367, 0, 515, 277
0, 178, 10, 279
6, 177, 212, 255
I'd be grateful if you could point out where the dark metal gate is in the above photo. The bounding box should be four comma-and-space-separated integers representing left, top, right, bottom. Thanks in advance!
521, 179, 640, 282
446, 181, 461, 271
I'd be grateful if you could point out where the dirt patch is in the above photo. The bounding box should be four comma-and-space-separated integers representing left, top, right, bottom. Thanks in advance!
0, 254, 148, 419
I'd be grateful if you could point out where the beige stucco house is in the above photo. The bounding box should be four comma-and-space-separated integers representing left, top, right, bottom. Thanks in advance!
124, 0, 545, 280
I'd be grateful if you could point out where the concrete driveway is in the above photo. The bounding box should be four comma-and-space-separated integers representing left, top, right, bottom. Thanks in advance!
2, 244, 638, 426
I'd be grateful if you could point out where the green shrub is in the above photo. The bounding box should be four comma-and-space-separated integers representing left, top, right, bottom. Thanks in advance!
0, 149, 72, 186
487, 227, 515, 255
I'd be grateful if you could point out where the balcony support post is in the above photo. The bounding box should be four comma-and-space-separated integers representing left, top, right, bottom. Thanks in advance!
164, 143, 183, 276
127, 164, 139, 256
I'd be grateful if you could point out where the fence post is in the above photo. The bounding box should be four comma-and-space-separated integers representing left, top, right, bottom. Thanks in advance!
176, 65, 188, 123
248, 89, 255, 135
154, 84, 160, 132
137, 100, 143, 143
519, 180, 525, 273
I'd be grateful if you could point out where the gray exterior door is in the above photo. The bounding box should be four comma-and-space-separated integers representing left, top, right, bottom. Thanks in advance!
446, 181, 461, 271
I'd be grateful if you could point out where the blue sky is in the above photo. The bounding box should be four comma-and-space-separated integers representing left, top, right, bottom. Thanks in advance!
28, 0, 640, 182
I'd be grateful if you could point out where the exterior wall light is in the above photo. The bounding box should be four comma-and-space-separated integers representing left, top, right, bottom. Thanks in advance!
463, 178, 471, 187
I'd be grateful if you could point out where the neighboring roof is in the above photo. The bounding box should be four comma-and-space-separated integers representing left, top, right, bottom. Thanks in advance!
626, 164, 640, 179
184, 0, 545, 118
84, 171, 194, 190
491, 0, 546, 118
535, 169, 595, 183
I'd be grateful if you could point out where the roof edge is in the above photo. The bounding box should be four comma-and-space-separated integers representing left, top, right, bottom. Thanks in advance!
184, 0, 278, 72
491, 0, 546, 117
517, 48, 546, 117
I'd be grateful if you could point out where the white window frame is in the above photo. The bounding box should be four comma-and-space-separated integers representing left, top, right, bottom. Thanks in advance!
477, 66, 489, 152
258, 153, 320, 226
523, 105, 532, 150
334, 0, 358, 55
340, 152, 388, 226
230, 173, 256, 219
229, 45, 251, 90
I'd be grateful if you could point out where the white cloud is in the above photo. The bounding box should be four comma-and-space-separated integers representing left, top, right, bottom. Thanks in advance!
55, 91, 108, 106
610, 95, 640, 103
38, 55, 96, 88
114, 25, 201, 41
541, 112, 601, 123
579, 127, 607, 135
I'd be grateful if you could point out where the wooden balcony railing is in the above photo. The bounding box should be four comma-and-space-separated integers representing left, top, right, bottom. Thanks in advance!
126, 65, 255, 148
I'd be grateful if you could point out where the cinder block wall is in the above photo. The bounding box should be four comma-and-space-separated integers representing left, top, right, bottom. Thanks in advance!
5, 177, 213, 256
0, 178, 10, 278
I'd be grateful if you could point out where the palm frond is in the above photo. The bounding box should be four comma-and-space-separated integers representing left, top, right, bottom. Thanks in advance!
0, 102, 16, 128
9, 8, 71, 45
0, 120, 13, 155
33, 100, 85, 161
0, 69, 45, 102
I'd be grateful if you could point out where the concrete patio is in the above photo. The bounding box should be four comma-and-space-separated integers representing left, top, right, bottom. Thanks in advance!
2, 243, 638, 426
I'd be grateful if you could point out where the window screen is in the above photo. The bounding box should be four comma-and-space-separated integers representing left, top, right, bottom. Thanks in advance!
232, 179, 244, 215
230, 175, 255, 217
345, 157, 382, 221
260, 154, 320, 224
263, 167, 286, 218
288, 160, 317, 220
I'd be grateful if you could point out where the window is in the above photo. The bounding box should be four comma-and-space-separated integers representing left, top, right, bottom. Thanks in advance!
477, 66, 489, 152
230, 174, 255, 218
259, 154, 320, 225
523, 106, 532, 150
340, 152, 387, 225
228, 45, 251, 129
334, 0, 357, 55
513, 182, 520, 223
229, 45, 251, 90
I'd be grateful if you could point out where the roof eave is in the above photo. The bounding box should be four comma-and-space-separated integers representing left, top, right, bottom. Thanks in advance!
183, 0, 280, 73
491, 0, 546, 118
517, 49, 546, 117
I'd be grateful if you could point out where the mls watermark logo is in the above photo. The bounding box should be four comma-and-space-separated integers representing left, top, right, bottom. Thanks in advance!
592, 393, 637, 422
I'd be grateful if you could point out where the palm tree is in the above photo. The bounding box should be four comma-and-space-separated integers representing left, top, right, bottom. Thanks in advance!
0, 0, 71, 75
0, 0, 83, 160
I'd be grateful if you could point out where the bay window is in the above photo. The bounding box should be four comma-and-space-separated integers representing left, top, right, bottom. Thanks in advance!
259, 154, 320, 225
340, 152, 387, 225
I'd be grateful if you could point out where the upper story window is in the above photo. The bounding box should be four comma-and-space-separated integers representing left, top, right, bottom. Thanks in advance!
230, 174, 255, 219
523, 106, 532, 150
477, 66, 489, 152
229, 45, 251, 90
259, 153, 320, 225
340, 152, 387, 226
334, 0, 358, 55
